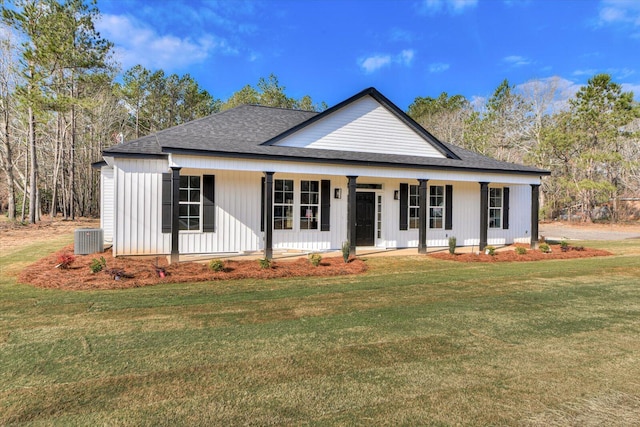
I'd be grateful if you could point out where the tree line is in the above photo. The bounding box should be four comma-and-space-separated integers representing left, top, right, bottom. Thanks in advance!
1, 0, 639, 223
407, 76, 640, 221
0, 0, 323, 222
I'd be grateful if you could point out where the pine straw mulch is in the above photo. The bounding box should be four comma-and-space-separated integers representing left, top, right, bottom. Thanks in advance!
18, 245, 367, 290
430, 244, 612, 263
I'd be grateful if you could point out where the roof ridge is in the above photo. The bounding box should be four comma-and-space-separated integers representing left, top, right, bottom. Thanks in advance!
230, 104, 319, 113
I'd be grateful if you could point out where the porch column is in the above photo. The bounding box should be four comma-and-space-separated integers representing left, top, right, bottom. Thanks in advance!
418, 178, 428, 254
264, 172, 274, 260
170, 166, 182, 264
479, 181, 489, 252
530, 184, 540, 249
347, 175, 357, 257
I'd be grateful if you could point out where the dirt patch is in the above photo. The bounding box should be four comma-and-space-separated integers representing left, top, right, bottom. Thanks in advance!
430, 244, 612, 263
0, 216, 99, 256
18, 246, 367, 290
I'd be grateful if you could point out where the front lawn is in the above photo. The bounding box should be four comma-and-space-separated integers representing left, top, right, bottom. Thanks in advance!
2, 236, 640, 425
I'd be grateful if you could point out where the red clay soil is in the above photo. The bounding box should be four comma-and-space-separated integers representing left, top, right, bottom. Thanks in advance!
18, 245, 367, 290
430, 244, 612, 263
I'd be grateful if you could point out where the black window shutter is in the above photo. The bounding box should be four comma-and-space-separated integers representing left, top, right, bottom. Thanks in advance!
203, 175, 215, 232
260, 177, 265, 232
162, 172, 172, 233
445, 184, 453, 230
321, 179, 331, 231
399, 183, 408, 230
503, 187, 510, 230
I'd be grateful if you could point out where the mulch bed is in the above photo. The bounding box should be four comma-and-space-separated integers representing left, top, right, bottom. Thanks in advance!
430, 244, 612, 263
18, 245, 367, 290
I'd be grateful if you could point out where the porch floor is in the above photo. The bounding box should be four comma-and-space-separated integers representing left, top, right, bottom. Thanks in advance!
177, 244, 513, 263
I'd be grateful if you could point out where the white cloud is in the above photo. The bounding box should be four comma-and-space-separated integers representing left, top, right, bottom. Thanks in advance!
502, 55, 532, 67
598, 0, 640, 38
599, 0, 640, 26
399, 49, 415, 65
573, 68, 598, 76
573, 67, 636, 79
621, 83, 640, 99
359, 49, 415, 74
418, 0, 478, 15
429, 62, 450, 73
96, 14, 237, 70
359, 55, 392, 73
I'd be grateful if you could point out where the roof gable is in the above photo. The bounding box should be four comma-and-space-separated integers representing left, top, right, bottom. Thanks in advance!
265, 87, 459, 159
102, 87, 549, 176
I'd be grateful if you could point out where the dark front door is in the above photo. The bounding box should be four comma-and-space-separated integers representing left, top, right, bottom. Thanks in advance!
356, 192, 376, 246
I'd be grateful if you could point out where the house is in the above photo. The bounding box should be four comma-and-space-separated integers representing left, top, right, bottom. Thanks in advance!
96, 87, 550, 261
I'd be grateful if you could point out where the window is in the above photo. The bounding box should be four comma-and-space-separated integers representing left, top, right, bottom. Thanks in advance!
300, 180, 319, 230
489, 188, 502, 228
429, 186, 444, 229
274, 179, 294, 230
179, 175, 201, 231
409, 185, 419, 229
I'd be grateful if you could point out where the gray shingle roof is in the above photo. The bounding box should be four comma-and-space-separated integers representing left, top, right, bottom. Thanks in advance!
104, 88, 549, 176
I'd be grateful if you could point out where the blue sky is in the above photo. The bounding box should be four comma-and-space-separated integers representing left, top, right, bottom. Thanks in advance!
95, 0, 640, 110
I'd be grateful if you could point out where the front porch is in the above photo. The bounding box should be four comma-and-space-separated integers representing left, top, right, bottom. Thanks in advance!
176, 244, 514, 263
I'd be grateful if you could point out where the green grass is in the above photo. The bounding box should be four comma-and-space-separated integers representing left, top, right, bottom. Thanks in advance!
2, 236, 640, 425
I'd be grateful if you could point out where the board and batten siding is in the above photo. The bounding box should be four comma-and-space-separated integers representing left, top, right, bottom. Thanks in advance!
100, 166, 115, 244
488, 184, 532, 245
385, 180, 533, 249
114, 158, 170, 256
178, 169, 262, 254
272, 96, 446, 158
271, 174, 348, 251
110, 156, 536, 256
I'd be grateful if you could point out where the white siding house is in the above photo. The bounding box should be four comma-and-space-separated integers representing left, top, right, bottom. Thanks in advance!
97, 88, 549, 260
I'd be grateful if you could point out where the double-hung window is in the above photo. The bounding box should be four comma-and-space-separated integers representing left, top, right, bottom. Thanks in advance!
274, 179, 294, 230
489, 188, 502, 228
300, 180, 319, 230
429, 186, 444, 228
179, 175, 201, 230
409, 185, 420, 229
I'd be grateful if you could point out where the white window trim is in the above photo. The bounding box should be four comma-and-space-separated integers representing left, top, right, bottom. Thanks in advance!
429, 185, 445, 229
409, 184, 419, 229
179, 174, 202, 232
300, 180, 320, 231
489, 187, 503, 229
274, 179, 295, 231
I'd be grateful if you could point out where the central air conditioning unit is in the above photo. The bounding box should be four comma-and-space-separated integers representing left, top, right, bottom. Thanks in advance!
74, 228, 104, 255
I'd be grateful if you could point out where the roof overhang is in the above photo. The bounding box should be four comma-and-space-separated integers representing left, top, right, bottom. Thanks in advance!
164, 147, 551, 177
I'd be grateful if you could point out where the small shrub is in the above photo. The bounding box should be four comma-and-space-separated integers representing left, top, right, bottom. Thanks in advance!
539, 243, 551, 253
515, 246, 527, 255
258, 258, 271, 269
485, 245, 496, 256
209, 259, 225, 272
309, 253, 322, 267
89, 256, 107, 273
342, 241, 350, 263
560, 240, 569, 249
56, 252, 75, 269
448, 236, 457, 255
573, 246, 585, 251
